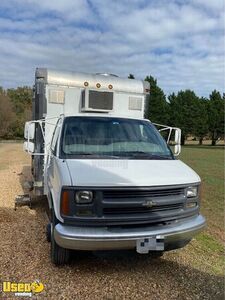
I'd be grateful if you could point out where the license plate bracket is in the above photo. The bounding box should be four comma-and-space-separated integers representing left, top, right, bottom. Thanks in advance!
136, 235, 164, 254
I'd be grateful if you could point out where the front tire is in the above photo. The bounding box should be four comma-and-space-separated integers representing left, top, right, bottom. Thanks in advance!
46, 223, 51, 243
50, 209, 70, 265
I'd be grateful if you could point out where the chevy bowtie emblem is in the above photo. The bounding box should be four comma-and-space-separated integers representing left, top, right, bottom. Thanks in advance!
142, 200, 156, 208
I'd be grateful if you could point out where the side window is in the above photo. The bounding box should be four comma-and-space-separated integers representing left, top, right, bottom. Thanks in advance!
51, 119, 62, 154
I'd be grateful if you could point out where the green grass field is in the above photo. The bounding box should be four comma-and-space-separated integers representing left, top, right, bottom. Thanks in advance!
180, 146, 224, 275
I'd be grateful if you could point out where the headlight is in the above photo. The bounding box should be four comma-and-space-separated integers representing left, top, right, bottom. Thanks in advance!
75, 191, 93, 204
187, 186, 198, 198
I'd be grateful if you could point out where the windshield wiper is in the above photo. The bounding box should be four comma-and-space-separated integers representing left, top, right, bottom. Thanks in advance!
68, 152, 94, 156
65, 151, 172, 160
67, 152, 121, 158
120, 151, 172, 159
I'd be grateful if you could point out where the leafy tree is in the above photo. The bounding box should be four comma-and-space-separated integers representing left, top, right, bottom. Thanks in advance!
128, 74, 135, 79
207, 90, 224, 145
7, 86, 32, 114
7, 87, 32, 138
193, 97, 209, 145
145, 76, 169, 124
168, 90, 202, 145
0, 93, 16, 138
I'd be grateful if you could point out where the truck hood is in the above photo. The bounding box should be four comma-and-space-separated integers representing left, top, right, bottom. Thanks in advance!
65, 159, 200, 187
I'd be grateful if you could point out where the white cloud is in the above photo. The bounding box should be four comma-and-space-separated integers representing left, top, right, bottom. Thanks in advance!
193, 0, 224, 12
0, 0, 224, 96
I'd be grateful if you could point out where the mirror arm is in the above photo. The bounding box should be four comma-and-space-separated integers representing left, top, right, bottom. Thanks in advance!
24, 117, 60, 156
167, 127, 172, 144
152, 122, 181, 156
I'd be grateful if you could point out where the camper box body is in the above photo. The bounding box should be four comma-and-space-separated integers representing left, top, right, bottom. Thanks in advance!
32, 68, 149, 195
23, 68, 205, 265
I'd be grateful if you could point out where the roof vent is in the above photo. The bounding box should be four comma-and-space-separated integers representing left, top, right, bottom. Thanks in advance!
96, 73, 118, 77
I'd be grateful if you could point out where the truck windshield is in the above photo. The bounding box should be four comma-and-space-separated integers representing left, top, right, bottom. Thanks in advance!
60, 116, 173, 159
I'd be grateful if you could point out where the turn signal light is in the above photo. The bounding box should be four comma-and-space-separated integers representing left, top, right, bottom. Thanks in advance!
61, 190, 70, 215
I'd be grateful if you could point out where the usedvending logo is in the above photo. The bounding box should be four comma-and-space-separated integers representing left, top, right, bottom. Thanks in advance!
2, 280, 44, 297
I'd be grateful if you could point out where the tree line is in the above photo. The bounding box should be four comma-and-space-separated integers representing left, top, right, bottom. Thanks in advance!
0, 77, 224, 145
0, 87, 32, 139
129, 74, 224, 145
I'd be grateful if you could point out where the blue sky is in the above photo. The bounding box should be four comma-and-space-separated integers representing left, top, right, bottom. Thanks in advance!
0, 0, 224, 97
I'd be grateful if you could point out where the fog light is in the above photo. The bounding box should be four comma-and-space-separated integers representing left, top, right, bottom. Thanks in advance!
75, 191, 93, 204
187, 186, 198, 198
186, 202, 197, 209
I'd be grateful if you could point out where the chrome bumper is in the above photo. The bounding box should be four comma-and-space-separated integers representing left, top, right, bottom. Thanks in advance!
54, 215, 206, 251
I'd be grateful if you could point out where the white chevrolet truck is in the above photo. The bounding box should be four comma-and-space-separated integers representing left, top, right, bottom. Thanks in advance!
24, 68, 206, 265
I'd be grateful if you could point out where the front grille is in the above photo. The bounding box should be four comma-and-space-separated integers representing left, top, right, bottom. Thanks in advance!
102, 187, 185, 217
103, 203, 183, 215
103, 188, 184, 199
62, 186, 198, 227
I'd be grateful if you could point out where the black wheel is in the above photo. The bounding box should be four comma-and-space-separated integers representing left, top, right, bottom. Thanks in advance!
51, 209, 70, 265
150, 251, 164, 259
46, 223, 51, 242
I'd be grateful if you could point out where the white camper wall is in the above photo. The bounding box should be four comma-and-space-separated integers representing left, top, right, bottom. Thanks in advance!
46, 85, 81, 117
113, 92, 145, 119
45, 85, 145, 120
44, 85, 82, 150
63, 87, 82, 116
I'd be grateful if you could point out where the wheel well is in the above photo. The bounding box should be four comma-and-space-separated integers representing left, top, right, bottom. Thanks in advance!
48, 192, 61, 223
46, 192, 53, 220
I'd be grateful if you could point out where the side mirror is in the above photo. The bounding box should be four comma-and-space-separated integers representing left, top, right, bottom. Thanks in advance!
23, 120, 46, 156
23, 141, 35, 153
24, 121, 35, 155
174, 128, 181, 156
24, 122, 35, 140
